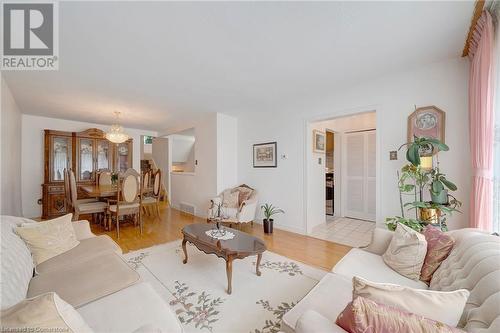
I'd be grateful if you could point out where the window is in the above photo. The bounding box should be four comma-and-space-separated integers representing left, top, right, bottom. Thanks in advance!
143, 135, 153, 144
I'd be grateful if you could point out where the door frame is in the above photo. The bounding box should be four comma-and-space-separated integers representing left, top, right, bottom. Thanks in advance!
303, 106, 381, 235
324, 129, 336, 217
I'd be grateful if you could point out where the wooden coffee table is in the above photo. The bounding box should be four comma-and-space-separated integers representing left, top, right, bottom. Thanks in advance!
181, 223, 266, 294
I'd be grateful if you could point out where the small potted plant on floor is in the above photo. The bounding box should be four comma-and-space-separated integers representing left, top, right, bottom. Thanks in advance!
261, 203, 284, 234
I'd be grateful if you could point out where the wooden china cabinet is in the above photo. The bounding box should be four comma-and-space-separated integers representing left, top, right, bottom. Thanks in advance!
41, 128, 133, 219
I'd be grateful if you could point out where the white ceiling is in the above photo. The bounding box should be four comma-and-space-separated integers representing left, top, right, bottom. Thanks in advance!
3, 1, 473, 131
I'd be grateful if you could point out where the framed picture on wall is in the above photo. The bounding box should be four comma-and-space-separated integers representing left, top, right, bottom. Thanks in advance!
313, 130, 326, 153
407, 106, 446, 152
253, 142, 277, 168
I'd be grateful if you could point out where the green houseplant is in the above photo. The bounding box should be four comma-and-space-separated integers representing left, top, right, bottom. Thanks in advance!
111, 172, 119, 185
429, 170, 457, 204
386, 136, 461, 232
261, 203, 284, 234
399, 136, 449, 166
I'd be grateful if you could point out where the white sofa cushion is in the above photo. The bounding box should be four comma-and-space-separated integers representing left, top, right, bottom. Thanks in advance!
281, 273, 352, 333
353, 276, 469, 327
295, 310, 347, 333
0, 216, 35, 309
332, 248, 428, 289
77, 282, 183, 333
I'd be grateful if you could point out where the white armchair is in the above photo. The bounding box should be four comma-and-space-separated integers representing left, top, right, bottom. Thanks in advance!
208, 185, 258, 227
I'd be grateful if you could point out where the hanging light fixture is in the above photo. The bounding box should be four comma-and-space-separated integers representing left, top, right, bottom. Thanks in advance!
105, 111, 129, 143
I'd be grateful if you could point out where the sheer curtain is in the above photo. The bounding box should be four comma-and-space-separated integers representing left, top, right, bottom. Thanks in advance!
469, 10, 495, 230
54, 150, 67, 181
493, 4, 500, 234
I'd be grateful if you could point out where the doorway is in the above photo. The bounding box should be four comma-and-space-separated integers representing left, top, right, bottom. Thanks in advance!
325, 130, 334, 216
306, 111, 377, 247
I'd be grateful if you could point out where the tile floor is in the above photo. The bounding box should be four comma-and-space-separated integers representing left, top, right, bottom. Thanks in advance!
310, 216, 376, 248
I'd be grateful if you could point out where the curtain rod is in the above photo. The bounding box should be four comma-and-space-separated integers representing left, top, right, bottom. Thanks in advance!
462, 0, 486, 57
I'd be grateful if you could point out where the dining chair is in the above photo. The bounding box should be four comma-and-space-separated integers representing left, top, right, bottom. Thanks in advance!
67, 169, 107, 221
142, 169, 161, 218
97, 170, 112, 186
143, 170, 151, 189
64, 168, 98, 210
106, 168, 142, 238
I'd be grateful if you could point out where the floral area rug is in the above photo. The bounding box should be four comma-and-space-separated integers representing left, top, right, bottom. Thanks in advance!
124, 240, 326, 333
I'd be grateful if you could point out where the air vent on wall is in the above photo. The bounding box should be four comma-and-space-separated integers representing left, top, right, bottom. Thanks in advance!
179, 202, 196, 216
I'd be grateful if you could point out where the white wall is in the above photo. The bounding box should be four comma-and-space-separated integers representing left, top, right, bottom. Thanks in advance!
306, 121, 328, 233
217, 113, 238, 193
170, 134, 195, 172
238, 58, 470, 233
165, 113, 218, 217
21, 114, 157, 218
1, 78, 23, 216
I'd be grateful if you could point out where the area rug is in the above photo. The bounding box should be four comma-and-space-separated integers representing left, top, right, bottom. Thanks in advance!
123, 240, 327, 333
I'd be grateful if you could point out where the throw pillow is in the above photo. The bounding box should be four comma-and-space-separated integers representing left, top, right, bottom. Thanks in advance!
1, 292, 93, 333
336, 296, 465, 333
222, 190, 240, 208
352, 276, 469, 327
16, 214, 79, 265
382, 223, 427, 280
420, 225, 455, 284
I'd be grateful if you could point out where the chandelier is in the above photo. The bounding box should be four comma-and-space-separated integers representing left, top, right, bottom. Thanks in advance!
105, 111, 129, 144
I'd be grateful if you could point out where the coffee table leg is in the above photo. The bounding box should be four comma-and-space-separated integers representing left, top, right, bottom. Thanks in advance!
256, 253, 262, 276
182, 239, 188, 264
226, 256, 233, 294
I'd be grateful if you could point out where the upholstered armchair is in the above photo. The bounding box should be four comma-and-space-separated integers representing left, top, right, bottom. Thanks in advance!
208, 185, 258, 227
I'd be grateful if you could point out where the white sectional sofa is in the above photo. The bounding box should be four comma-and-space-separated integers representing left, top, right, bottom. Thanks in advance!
282, 228, 500, 333
1, 216, 183, 333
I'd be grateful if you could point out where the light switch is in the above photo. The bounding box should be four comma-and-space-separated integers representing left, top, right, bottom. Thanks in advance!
318, 157, 322, 164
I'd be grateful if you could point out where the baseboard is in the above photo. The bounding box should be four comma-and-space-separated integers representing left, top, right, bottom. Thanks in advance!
253, 220, 306, 235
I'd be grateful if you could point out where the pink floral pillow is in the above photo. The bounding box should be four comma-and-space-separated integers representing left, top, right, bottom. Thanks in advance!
420, 225, 455, 284
336, 296, 465, 333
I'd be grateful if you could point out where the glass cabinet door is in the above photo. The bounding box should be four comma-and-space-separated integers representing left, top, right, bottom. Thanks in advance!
116, 142, 131, 173
78, 138, 94, 181
96, 139, 111, 171
50, 136, 72, 182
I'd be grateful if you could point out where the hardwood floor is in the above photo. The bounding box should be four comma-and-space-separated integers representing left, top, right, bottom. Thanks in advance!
89, 203, 352, 271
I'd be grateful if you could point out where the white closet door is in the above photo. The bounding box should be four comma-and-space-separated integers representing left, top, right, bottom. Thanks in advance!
344, 130, 376, 221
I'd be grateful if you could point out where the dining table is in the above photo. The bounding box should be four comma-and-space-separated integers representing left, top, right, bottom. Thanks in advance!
80, 183, 153, 198
80, 184, 119, 198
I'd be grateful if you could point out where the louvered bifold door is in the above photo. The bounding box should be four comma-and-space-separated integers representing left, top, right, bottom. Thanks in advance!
343, 130, 376, 221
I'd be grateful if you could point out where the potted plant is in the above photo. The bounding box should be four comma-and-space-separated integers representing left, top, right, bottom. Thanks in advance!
399, 136, 449, 166
261, 203, 284, 234
111, 172, 119, 185
386, 136, 461, 232
429, 170, 457, 204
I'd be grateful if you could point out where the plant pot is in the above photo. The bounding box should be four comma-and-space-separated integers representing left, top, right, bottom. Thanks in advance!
263, 219, 274, 234
419, 207, 441, 224
430, 189, 448, 204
